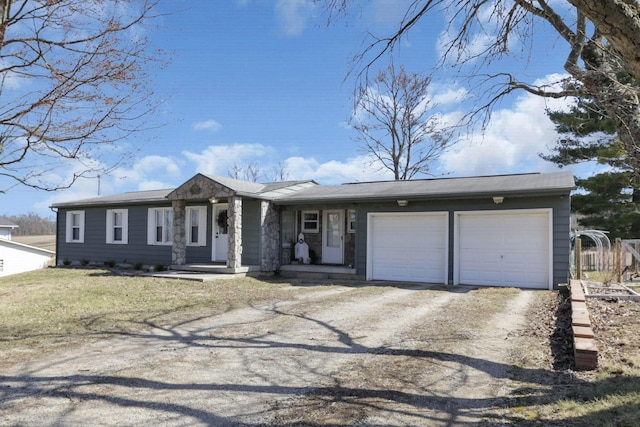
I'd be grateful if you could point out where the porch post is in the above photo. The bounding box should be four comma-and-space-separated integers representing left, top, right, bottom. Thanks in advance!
172, 199, 186, 266
227, 196, 242, 269
260, 201, 280, 272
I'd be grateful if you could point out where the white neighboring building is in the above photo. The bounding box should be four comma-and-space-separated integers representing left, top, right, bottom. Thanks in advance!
0, 216, 54, 277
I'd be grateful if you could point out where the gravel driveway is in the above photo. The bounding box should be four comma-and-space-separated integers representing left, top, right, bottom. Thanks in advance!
1, 282, 535, 426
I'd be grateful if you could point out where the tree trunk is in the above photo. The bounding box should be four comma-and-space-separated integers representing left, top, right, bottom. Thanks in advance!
0, 0, 10, 46
568, 0, 640, 81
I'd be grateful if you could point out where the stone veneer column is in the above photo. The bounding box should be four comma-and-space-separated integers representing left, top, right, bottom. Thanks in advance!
172, 200, 186, 266
227, 196, 242, 269
260, 201, 280, 272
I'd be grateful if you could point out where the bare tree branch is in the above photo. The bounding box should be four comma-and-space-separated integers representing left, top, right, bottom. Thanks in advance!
0, 0, 166, 192
323, 0, 640, 184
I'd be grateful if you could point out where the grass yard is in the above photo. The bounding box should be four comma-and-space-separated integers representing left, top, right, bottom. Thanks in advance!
0, 268, 294, 367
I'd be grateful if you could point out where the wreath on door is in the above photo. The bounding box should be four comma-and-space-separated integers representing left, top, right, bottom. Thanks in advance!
217, 210, 228, 228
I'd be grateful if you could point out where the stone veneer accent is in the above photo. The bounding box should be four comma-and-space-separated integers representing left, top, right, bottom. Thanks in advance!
168, 174, 238, 268
227, 196, 242, 269
260, 201, 280, 271
172, 200, 186, 265
167, 174, 234, 201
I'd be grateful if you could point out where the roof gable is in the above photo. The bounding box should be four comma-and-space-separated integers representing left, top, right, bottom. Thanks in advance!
0, 216, 18, 228
167, 174, 318, 201
167, 174, 246, 201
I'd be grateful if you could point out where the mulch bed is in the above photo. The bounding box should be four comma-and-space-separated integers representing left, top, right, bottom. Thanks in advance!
528, 288, 640, 371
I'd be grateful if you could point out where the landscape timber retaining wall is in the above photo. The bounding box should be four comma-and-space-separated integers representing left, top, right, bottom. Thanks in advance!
570, 279, 598, 370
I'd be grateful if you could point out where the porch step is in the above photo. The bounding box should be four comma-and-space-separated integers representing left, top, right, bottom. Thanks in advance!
170, 264, 261, 275
279, 264, 362, 280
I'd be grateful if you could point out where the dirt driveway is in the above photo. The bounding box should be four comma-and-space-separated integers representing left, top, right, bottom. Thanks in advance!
1, 282, 535, 426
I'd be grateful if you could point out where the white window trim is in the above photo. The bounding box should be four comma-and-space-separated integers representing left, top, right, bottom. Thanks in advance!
147, 207, 173, 246
106, 209, 128, 244
301, 210, 319, 233
186, 206, 207, 247
65, 210, 85, 243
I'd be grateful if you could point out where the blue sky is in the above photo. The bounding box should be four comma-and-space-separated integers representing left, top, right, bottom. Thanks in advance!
2, 0, 597, 217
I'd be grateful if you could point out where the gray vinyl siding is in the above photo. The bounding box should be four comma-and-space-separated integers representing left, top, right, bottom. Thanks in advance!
241, 199, 261, 265
552, 197, 572, 287
57, 204, 173, 267
56, 200, 261, 267
354, 194, 571, 288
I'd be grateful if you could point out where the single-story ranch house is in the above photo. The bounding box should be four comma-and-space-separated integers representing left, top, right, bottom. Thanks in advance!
52, 171, 575, 289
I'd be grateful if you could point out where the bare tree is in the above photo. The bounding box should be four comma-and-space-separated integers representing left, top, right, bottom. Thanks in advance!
270, 161, 291, 181
228, 162, 261, 182
322, 1, 640, 181
350, 64, 451, 180
0, 0, 163, 193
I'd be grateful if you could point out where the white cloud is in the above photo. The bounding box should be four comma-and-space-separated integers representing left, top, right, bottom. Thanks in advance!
275, 0, 313, 37
441, 75, 574, 176
285, 154, 394, 184
112, 155, 182, 188
137, 180, 173, 191
183, 143, 275, 176
39, 154, 182, 211
430, 86, 469, 106
192, 119, 222, 132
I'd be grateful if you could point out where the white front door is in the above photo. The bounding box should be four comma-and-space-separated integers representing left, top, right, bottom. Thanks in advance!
212, 203, 229, 262
322, 210, 344, 264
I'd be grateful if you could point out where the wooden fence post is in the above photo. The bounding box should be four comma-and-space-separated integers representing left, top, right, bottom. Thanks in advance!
576, 237, 582, 280
615, 238, 622, 283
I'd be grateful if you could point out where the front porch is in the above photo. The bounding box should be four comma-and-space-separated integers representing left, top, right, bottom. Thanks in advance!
161, 263, 363, 282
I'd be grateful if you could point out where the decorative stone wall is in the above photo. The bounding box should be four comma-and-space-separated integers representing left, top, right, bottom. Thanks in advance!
228, 196, 243, 269
172, 200, 186, 265
260, 201, 280, 271
168, 174, 234, 201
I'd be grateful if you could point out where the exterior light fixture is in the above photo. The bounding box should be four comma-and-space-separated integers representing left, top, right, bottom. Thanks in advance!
492, 196, 504, 204
397, 200, 409, 207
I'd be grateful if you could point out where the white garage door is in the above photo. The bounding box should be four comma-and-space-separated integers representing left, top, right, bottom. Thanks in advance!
367, 212, 448, 283
455, 209, 552, 289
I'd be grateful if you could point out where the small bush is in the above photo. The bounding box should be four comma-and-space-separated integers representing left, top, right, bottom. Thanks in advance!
80, 259, 90, 266
105, 260, 117, 268
63, 258, 71, 266
154, 264, 165, 272
133, 262, 144, 270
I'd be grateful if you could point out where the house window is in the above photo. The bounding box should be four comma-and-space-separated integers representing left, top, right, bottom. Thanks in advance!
147, 207, 173, 245
301, 210, 319, 233
0, 259, 3, 272
106, 209, 128, 244
186, 206, 207, 246
348, 210, 356, 233
65, 211, 85, 243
